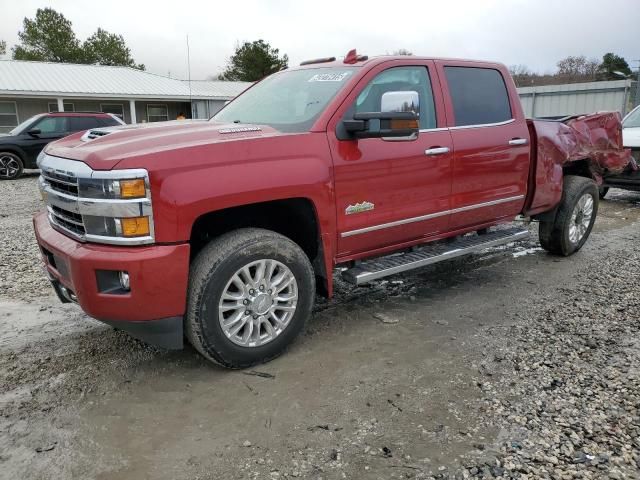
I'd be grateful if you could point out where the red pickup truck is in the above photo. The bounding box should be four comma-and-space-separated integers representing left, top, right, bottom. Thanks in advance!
34, 51, 631, 368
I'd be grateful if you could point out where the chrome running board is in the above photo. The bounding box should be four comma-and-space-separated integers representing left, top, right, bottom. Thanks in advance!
341, 228, 529, 285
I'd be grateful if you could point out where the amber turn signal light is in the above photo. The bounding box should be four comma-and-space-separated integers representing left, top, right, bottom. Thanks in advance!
390, 119, 419, 130
119, 179, 146, 198
120, 217, 150, 237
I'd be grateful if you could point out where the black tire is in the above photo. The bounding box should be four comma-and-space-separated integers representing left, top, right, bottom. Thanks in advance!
185, 228, 315, 368
0, 152, 24, 180
539, 175, 598, 256
598, 186, 609, 199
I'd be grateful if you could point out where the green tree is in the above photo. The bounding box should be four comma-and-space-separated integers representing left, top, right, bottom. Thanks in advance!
0, 40, 6, 56
598, 52, 632, 80
83, 28, 144, 70
12, 8, 143, 69
12, 8, 83, 62
219, 40, 288, 82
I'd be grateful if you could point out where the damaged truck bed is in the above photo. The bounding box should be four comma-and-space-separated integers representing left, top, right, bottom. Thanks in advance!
524, 112, 633, 216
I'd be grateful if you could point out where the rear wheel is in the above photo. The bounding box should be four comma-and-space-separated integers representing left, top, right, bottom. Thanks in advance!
185, 228, 315, 368
539, 175, 598, 256
0, 152, 23, 180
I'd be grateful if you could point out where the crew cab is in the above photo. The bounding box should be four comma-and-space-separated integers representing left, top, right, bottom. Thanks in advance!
33, 51, 631, 368
599, 104, 640, 197
0, 111, 124, 180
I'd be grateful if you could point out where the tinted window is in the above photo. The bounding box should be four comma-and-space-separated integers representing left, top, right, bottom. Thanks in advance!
355, 67, 436, 129
68, 117, 101, 131
33, 117, 67, 134
444, 67, 512, 126
99, 116, 123, 127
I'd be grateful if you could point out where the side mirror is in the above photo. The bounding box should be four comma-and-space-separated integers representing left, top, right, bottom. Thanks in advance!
27, 128, 41, 137
342, 90, 420, 139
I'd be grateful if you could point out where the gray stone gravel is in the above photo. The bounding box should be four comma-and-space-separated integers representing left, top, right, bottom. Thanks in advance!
447, 245, 640, 478
1, 174, 640, 479
0, 172, 52, 301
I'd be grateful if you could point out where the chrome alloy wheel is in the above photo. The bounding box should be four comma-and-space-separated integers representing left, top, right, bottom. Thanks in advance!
0, 154, 20, 179
568, 193, 594, 245
218, 259, 298, 347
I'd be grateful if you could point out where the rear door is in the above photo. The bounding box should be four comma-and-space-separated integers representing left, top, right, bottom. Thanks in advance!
436, 62, 530, 230
327, 61, 453, 257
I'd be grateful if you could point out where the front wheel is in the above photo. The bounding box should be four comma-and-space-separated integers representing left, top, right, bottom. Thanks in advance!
539, 175, 598, 256
185, 228, 315, 368
0, 152, 24, 180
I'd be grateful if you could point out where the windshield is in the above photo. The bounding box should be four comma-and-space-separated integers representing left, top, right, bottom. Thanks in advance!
9, 115, 40, 135
212, 67, 357, 133
623, 107, 640, 128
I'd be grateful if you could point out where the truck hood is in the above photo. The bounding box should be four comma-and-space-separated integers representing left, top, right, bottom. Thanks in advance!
623, 127, 640, 148
44, 120, 285, 170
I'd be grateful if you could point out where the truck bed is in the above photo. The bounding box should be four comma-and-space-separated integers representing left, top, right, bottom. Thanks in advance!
523, 112, 633, 216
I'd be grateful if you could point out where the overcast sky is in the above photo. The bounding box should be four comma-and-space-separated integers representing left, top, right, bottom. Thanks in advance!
1, 0, 638, 80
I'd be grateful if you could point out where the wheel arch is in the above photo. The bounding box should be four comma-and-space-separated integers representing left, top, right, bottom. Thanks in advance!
0, 145, 26, 161
189, 197, 332, 297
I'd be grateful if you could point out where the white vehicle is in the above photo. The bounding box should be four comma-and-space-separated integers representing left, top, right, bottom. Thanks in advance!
622, 105, 640, 149
599, 105, 640, 198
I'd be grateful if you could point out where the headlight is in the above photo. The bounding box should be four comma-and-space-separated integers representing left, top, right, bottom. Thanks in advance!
78, 177, 147, 199
39, 154, 155, 246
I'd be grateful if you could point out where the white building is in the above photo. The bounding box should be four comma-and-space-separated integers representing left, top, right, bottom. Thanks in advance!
0, 60, 250, 132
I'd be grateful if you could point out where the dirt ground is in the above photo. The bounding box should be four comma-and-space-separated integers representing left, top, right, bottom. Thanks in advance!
1, 173, 640, 479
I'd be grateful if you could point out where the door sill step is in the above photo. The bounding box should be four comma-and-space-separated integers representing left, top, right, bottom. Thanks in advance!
341, 227, 529, 285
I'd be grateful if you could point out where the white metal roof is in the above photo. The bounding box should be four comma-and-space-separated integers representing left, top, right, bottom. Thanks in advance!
0, 60, 250, 100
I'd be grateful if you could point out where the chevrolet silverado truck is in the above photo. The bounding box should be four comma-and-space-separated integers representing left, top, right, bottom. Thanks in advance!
34, 51, 631, 368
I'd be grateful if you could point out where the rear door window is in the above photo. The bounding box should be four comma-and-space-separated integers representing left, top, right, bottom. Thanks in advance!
68, 116, 101, 131
444, 67, 512, 127
99, 116, 123, 127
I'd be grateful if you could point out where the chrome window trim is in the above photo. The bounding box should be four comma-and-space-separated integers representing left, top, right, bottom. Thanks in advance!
449, 118, 515, 130
418, 118, 515, 133
341, 194, 525, 238
418, 127, 449, 133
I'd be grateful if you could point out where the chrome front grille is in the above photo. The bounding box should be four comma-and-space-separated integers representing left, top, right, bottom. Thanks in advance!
39, 157, 90, 241
37, 153, 155, 246
48, 205, 86, 236
41, 169, 79, 196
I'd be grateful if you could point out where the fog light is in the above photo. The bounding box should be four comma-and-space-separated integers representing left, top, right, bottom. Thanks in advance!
119, 271, 130, 291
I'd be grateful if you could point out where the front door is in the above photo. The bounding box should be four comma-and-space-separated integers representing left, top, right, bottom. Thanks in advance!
328, 63, 453, 258
21, 116, 69, 163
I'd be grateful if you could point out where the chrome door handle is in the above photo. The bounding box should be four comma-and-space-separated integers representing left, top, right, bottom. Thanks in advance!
425, 147, 450, 156
508, 138, 528, 146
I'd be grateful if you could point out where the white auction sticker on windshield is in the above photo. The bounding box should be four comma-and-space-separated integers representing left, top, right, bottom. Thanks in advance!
308, 72, 351, 82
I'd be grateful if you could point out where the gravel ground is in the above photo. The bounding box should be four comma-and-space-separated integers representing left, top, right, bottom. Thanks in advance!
458, 241, 640, 479
0, 171, 52, 301
1, 174, 640, 479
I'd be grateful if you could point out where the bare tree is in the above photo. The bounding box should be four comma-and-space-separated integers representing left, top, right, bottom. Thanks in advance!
556, 55, 599, 82
509, 64, 535, 86
393, 49, 413, 56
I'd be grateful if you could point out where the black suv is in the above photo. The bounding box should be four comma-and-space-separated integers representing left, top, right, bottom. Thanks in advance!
0, 112, 124, 180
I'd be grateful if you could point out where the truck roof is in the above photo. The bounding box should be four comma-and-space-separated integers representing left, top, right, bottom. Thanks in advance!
293, 51, 505, 70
